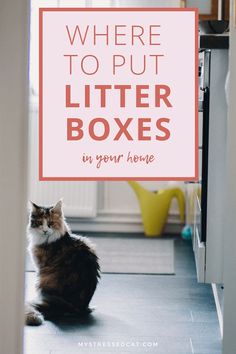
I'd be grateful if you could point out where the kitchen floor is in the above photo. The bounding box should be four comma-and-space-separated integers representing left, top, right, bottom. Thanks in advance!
24, 235, 222, 354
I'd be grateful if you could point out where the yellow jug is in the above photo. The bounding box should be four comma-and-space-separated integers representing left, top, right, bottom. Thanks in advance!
128, 181, 185, 237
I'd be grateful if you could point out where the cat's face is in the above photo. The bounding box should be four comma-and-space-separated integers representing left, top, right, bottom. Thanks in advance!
28, 200, 67, 244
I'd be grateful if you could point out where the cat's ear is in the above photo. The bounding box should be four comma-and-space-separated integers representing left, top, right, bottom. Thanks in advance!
51, 199, 63, 214
29, 201, 40, 213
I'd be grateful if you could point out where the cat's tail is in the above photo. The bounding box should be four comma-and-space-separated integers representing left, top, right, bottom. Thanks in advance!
25, 303, 44, 326
33, 294, 93, 320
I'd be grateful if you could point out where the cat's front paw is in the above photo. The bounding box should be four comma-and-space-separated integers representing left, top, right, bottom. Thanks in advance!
25, 304, 44, 326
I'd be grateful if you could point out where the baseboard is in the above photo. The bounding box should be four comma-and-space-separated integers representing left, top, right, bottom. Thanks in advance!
212, 283, 224, 338
68, 212, 183, 234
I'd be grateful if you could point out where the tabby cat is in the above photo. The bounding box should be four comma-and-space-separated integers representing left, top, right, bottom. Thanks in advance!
25, 200, 100, 326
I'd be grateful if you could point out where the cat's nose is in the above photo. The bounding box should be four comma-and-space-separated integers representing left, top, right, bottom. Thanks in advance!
43, 230, 47, 235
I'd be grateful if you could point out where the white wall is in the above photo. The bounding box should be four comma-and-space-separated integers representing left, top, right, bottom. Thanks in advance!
98, 181, 184, 216
113, 0, 182, 6
0, 1, 29, 353
69, 180, 185, 234
29, 0, 186, 233
29, 101, 185, 227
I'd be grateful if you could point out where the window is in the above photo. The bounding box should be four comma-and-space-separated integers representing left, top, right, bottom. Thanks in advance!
29, 0, 87, 100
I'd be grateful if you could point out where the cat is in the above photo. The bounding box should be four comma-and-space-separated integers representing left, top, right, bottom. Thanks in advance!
25, 199, 100, 326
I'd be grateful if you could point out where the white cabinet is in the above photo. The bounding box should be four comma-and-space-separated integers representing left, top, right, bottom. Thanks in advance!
187, 45, 228, 284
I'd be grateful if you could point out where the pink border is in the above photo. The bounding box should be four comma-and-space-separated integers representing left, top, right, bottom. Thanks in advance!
39, 7, 198, 181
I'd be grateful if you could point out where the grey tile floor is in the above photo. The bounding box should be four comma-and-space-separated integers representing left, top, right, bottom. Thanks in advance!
24, 236, 222, 354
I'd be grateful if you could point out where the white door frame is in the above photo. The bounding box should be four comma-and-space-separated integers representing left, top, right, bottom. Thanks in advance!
0, 1, 29, 353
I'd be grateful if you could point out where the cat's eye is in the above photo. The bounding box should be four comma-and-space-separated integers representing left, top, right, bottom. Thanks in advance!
31, 220, 42, 227
48, 222, 54, 227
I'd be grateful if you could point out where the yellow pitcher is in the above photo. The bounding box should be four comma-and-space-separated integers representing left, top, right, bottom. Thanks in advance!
128, 181, 185, 237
